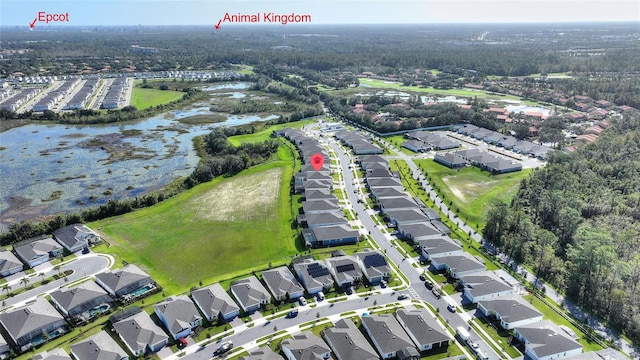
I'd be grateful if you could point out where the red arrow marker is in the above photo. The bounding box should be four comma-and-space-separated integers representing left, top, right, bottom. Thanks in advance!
215, 19, 222, 30
29, 17, 37, 29
311, 153, 325, 172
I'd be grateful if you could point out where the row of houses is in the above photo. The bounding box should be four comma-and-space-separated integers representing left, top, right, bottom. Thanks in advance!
402, 131, 460, 153
334, 130, 384, 155
63, 79, 100, 110
435, 148, 523, 174
102, 78, 127, 109
0, 264, 156, 353
0, 224, 101, 279
275, 128, 360, 248
455, 124, 551, 159
242, 308, 451, 360
32, 78, 81, 112
0, 88, 41, 111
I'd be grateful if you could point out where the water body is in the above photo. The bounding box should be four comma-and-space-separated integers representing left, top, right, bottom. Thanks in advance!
505, 104, 551, 115
0, 106, 277, 231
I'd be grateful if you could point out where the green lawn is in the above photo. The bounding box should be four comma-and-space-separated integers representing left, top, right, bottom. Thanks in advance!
90, 155, 298, 295
130, 87, 184, 110
414, 159, 530, 232
357, 78, 522, 100
227, 119, 316, 146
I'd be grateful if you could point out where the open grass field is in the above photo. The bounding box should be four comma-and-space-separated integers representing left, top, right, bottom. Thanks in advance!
130, 87, 184, 110
90, 157, 297, 295
226, 118, 317, 146
414, 159, 530, 232
357, 78, 521, 99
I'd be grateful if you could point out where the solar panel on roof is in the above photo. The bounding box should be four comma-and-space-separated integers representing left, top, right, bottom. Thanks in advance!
364, 254, 388, 268
307, 263, 329, 277
336, 264, 355, 273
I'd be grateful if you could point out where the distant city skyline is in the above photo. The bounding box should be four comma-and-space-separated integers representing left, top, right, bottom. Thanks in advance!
1, 0, 639, 27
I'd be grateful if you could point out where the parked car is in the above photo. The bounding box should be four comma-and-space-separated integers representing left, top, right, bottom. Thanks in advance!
447, 304, 456, 312
299, 297, 307, 306
380, 280, 387, 288
316, 291, 325, 301
424, 280, 433, 289
397, 294, 408, 300
214, 341, 233, 356
176, 338, 188, 349
419, 274, 426, 281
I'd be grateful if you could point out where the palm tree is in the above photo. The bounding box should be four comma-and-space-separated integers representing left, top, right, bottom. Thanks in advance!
2, 284, 10, 294
20, 277, 29, 289
54, 265, 61, 276
39, 273, 45, 283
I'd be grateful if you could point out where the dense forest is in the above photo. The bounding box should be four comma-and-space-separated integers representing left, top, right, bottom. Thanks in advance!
484, 114, 640, 343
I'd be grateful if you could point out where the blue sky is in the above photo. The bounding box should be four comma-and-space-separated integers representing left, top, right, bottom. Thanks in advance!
1, 0, 639, 27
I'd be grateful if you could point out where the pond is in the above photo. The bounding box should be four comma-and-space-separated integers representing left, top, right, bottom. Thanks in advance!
0, 107, 278, 231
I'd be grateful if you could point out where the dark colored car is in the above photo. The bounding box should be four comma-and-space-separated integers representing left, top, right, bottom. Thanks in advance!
397, 294, 408, 300
286, 310, 299, 318
177, 338, 188, 349
424, 280, 433, 289
447, 304, 456, 312
214, 341, 233, 356
419, 274, 426, 281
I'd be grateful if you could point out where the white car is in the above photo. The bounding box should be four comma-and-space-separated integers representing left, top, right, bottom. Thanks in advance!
299, 297, 307, 306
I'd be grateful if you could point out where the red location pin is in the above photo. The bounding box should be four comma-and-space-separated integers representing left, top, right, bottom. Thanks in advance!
311, 153, 325, 172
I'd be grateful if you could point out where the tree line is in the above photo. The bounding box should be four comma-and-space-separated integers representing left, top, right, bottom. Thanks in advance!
484, 114, 640, 344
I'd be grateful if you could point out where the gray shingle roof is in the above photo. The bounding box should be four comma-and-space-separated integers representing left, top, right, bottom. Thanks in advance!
153, 295, 202, 336
323, 318, 378, 360
302, 211, 349, 228
431, 253, 485, 274
417, 237, 462, 256
70, 331, 127, 360
0, 297, 66, 345
308, 224, 359, 242
293, 259, 334, 291
516, 320, 582, 358
379, 197, 418, 210
95, 264, 152, 296
384, 209, 430, 224
0, 250, 22, 274
302, 199, 340, 213
50, 281, 112, 315
230, 276, 271, 311
354, 249, 390, 281
398, 223, 442, 240
14, 237, 62, 264
460, 271, 513, 298
361, 314, 416, 357
395, 309, 449, 347
477, 295, 542, 324
191, 283, 239, 321
280, 332, 331, 360
52, 224, 99, 250
261, 266, 304, 300
326, 256, 363, 284
239, 347, 284, 360
113, 311, 168, 354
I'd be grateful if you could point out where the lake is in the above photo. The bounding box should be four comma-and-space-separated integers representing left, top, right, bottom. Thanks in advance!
0, 104, 277, 231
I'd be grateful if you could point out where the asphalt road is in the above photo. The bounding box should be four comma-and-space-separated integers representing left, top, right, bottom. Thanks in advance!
1, 253, 111, 310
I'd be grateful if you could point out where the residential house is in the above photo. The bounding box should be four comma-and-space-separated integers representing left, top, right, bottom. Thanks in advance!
298, 211, 348, 229
70, 331, 128, 360
395, 309, 450, 351
369, 187, 407, 201
31, 348, 72, 360
384, 209, 431, 227
301, 225, 359, 247
190, 283, 240, 323
293, 259, 335, 295
153, 295, 203, 340
477, 295, 543, 330
303, 189, 336, 202
430, 253, 485, 279
325, 255, 363, 287
514, 320, 582, 360
0, 250, 22, 277
13, 237, 64, 268
113, 311, 169, 356
301, 200, 340, 214
460, 272, 514, 303
402, 140, 430, 153
417, 237, 463, 261
95, 264, 154, 299
361, 314, 420, 359
49, 281, 113, 320
262, 266, 304, 302
397, 223, 443, 242
354, 249, 390, 284
0, 297, 68, 352
0, 336, 9, 360
229, 276, 271, 314
434, 153, 466, 169
280, 332, 331, 360
378, 197, 419, 214
52, 224, 100, 253
239, 347, 284, 360
366, 177, 403, 189
323, 318, 378, 360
